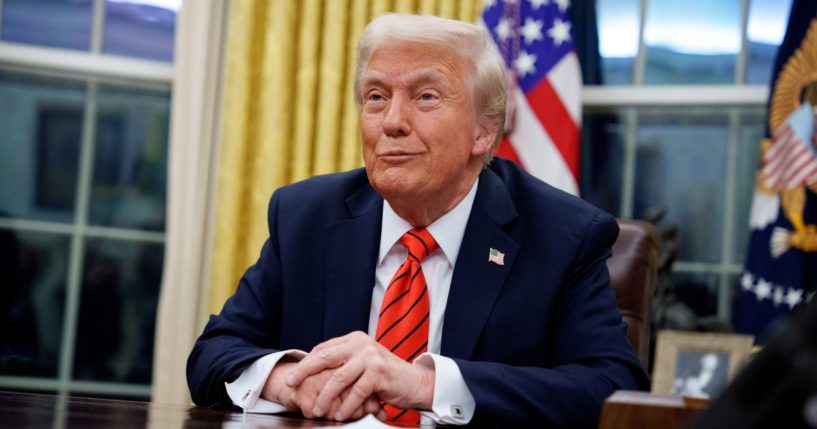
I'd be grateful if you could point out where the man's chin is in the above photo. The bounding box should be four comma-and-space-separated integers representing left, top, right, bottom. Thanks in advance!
369, 174, 423, 201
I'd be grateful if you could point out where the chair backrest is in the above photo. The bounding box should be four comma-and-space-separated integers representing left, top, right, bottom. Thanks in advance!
607, 220, 660, 369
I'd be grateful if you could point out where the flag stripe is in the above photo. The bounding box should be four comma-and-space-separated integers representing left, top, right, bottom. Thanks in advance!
780, 151, 815, 184
764, 127, 794, 161
527, 77, 580, 178
788, 160, 817, 187
547, 52, 582, 124
763, 128, 795, 171
771, 146, 808, 184
508, 87, 578, 194
761, 124, 817, 190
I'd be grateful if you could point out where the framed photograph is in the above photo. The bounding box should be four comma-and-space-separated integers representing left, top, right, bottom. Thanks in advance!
652, 330, 754, 399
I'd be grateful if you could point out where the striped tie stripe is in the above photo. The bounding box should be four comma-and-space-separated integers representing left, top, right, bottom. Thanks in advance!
375, 228, 438, 424
376, 285, 427, 345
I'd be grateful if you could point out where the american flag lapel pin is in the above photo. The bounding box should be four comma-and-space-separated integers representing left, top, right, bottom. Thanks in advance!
488, 248, 505, 266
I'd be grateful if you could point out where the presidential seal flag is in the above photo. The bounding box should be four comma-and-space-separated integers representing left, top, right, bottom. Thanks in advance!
482, 0, 581, 195
735, 0, 817, 341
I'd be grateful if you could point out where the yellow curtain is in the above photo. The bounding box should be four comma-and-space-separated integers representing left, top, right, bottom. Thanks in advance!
210, 0, 483, 313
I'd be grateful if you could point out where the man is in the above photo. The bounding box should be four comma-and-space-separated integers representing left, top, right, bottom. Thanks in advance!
187, 13, 648, 427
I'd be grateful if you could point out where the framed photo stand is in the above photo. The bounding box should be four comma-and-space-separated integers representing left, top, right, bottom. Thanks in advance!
652, 330, 754, 399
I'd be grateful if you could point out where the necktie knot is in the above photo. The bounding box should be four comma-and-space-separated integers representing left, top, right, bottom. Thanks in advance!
400, 228, 438, 262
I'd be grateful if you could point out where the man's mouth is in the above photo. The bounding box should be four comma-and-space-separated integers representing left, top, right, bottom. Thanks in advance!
378, 150, 421, 161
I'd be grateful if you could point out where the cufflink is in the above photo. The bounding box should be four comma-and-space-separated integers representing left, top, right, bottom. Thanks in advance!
242, 389, 251, 400
451, 405, 464, 419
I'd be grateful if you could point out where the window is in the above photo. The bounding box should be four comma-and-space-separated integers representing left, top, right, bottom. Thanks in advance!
0, 0, 178, 399
587, 0, 791, 319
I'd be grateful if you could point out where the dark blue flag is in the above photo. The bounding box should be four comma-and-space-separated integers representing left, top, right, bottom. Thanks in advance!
735, 0, 817, 341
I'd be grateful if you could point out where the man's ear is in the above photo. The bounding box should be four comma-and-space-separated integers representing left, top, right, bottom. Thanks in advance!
471, 121, 498, 157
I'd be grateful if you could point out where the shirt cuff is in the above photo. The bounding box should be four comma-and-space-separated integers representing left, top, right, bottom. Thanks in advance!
414, 353, 475, 425
224, 349, 307, 413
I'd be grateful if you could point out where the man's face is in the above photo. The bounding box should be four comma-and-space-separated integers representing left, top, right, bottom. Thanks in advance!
359, 41, 494, 207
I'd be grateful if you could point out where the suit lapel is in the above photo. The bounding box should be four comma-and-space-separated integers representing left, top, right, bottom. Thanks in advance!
323, 184, 383, 340
441, 168, 519, 360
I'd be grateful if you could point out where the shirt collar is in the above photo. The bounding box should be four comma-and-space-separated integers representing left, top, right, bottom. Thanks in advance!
378, 178, 479, 267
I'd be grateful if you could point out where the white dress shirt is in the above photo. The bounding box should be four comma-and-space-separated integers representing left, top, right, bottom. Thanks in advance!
226, 179, 479, 425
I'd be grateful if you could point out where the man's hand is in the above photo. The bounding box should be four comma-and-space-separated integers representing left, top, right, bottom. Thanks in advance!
285, 331, 436, 422
261, 357, 384, 421
260, 357, 299, 410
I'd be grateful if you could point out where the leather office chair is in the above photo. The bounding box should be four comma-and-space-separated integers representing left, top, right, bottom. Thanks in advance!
607, 220, 660, 369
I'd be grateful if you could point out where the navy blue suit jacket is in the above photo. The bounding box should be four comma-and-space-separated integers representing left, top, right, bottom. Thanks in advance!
187, 158, 648, 427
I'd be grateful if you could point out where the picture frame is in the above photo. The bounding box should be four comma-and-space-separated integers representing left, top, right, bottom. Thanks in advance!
651, 330, 754, 399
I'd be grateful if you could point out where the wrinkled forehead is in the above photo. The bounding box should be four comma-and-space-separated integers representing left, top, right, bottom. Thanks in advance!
361, 40, 475, 86
359, 67, 452, 89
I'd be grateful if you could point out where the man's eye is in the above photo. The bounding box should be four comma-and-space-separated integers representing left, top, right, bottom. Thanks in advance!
419, 93, 437, 101
368, 93, 384, 102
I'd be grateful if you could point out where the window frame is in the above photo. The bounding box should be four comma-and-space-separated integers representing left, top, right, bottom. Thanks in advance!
0, 0, 175, 399
583, 0, 780, 320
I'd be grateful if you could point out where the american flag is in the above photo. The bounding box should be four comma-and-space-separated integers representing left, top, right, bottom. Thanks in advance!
482, 0, 581, 195
488, 248, 505, 265
762, 103, 817, 191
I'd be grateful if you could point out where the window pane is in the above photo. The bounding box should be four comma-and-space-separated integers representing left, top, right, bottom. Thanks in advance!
88, 84, 169, 232
1, 0, 93, 51
746, 0, 793, 84
643, 0, 740, 84
733, 109, 766, 264
102, 0, 180, 62
0, 70, 86, 223
672, 271, 720, 318
596, 0, 639, 85
581, 111, 625, 215
634, 109, 729, 263
73, 238, 163, 384
0, 229, 69, 378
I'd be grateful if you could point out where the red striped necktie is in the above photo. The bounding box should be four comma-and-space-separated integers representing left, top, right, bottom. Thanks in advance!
376, 228, 438, 424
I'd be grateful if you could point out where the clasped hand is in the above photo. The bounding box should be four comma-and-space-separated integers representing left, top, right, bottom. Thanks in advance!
261, 331, 435, 422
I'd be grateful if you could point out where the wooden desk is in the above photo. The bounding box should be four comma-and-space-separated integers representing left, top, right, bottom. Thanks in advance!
0, 390, 362, 428
598, 390, 710, 429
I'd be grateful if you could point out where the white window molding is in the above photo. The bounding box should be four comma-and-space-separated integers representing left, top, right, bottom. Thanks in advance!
0, 42, 173, 83
582, 85, 769, 107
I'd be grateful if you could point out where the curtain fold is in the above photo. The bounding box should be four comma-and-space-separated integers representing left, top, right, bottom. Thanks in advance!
209, 0, 483, 314
152, 0, 227, 405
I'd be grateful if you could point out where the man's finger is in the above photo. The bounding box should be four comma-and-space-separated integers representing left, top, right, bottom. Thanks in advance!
326, 398, 344, 421
333, 368, 379, 421
328, 389, 349, 418
363, 396, 382, 416
311, 356, 368, 417
290, 390, 314, 419
286, 346, 349, 387
278, 387, 297, 411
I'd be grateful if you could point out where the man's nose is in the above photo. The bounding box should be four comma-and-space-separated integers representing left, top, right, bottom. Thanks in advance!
382, 95, 411, 137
